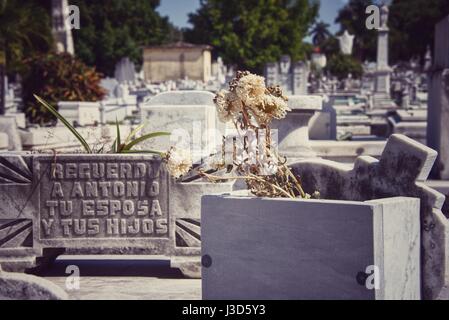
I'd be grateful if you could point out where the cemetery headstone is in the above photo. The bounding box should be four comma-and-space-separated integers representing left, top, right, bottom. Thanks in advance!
57, 101, 101, 127
290, 134, 448, 300
202, 195, 420, 300
114, 57, 137, 84
140, 91, 220, 163
0, 154, 234, 278
0, 116, 22, 151
272, 95, 323, 160
428, 15, 449, 180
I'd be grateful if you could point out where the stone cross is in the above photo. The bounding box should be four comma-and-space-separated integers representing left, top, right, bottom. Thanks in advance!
290, 134, 448, 300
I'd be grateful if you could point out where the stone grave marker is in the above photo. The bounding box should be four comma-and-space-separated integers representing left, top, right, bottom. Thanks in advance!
57, 101, 101, 127
0, 153, 234, 278
290, 134, 448, 300
202, 195, 420, 300
428, 15, 449, 179
140, 91, 221, 163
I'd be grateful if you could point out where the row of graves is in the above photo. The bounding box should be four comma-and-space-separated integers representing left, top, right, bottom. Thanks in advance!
0, 8, 449, 301
0, 76, 449, 299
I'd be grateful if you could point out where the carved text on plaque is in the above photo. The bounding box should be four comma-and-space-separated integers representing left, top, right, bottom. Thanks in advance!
39, 160, 168, 239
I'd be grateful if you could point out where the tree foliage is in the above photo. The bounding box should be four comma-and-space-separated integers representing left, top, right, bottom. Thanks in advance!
336, 0, 449, 66
23, 53, 106, 125
0, 0, 53, 75
326, 53, 363, 80
389, 0, 449, 65
335, 0, 378, 62
71, 0, 180, 76
185, 0, 319, 74
310, 21, 331, 48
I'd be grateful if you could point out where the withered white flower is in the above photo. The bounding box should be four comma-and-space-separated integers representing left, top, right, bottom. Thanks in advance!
249, 94, 290, 124
214, 90, 242, 123
234, 73, 266, 107
206, 152, 225, 170
258, 154, 278, 176
166, 147, 192, 178
259, 161, 278, 176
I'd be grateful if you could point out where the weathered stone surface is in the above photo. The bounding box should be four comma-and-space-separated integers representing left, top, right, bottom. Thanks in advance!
271, 95, 323, 159
428, 15, 449, 179
140, 91, 220, 162
0, 116, 22, 151
427, 68, 449, 179
0, 153, 234, 277
309, 140, 385, 163
0, 266, 67, 300
434, 16, 449, 70
147, 91, 215, 106
20, 125, 132, 152
202, 193, 420, 300
36, 257, 201, 300
57, 101, 101, 127
0, 133, 8, 150
290, 134, 448, 300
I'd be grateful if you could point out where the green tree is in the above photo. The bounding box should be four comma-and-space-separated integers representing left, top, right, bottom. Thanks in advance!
335, 0, 378, 62
336, 0, 449, 66
185, 0, 319, 74
326, 53, 363, 80
389, 0, 449, 65
0, 0, 53, 114
71, 0, 180, 76
310, 21, 331, 48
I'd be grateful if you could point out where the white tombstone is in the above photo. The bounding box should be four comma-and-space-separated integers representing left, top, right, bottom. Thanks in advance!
114, 57, 137, 83
0, 117, 22, 151
271, 95, 323, 160
428, 15, 449, 179
140, 91, 221, 162
57, 101, 101, 126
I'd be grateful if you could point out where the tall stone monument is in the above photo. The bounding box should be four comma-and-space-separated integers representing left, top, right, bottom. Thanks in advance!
373, 5, 395, 110
51, 0, 75, 55
428, 15, 449, 179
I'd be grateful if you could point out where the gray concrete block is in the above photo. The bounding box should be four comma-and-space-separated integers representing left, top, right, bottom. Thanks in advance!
201, 194, 420, 300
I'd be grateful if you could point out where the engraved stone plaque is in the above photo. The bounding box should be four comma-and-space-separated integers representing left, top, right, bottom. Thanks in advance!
35, 156, 169, 246
0, 153, 235, 277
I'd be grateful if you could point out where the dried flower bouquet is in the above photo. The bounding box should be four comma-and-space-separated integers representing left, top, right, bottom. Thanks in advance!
198, 71, 318, 199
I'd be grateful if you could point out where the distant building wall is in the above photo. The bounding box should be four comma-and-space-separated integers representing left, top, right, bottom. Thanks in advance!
143, 43, 212, 82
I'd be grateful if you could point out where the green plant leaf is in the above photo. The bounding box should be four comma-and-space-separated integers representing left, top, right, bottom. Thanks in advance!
115, 118, 122, 152
111, 138, 117, 153
122, 132, 170, 151
34, 95, 92, 153
124, 122, 147, 146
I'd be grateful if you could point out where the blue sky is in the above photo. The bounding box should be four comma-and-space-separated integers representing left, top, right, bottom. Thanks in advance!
157, 0, 350, 34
